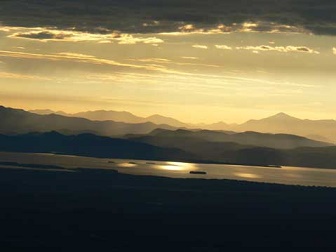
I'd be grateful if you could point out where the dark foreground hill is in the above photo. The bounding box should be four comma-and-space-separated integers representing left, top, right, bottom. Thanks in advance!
1, 131, 336, 169
128, 129, 336, 169
0, 132, 194, 161
1, 165, 336, 250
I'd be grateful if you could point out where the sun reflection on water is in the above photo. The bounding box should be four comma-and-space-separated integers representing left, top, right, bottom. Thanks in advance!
117, 162, 138, 168
157, 162, 196, 171
234, 173, 261, 179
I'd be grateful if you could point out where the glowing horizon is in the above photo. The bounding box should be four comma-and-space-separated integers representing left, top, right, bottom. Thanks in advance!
1, 22, 336, 124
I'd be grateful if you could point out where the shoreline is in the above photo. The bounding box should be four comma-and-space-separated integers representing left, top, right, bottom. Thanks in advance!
1, 151, 336, 188
0, 161, 335, 191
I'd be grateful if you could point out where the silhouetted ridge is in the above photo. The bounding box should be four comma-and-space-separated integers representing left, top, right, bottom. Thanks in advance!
31, 108, 190, 128
1, 129, 336, 169
140, 128, 332, 149
269, 112, 297, 120
0, 132, 195, 161
0, 105, 175, 136
238, 113, 336, 143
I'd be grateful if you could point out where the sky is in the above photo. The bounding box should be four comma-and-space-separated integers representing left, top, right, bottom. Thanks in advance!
1, 0, 336, 124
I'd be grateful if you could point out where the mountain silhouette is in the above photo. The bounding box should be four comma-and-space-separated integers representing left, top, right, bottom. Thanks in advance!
30, 109, 189, 128
137, 128, 332, 149
128, 130, 336, 168
29, 109, 69, 116
30, 109, 336, 143
198, 121, 236, 131
145, 114, 189, 128
1, 106, 175, 136
73, 110, 144, 123
237, 113, 336, 143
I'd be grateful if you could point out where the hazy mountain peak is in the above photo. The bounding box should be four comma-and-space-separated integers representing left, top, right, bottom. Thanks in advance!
268, 112, 298, 120
145, 114, 188, 128
30, 109, 69, 116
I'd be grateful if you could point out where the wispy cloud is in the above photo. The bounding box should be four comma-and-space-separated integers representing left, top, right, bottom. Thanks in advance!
0, 50, 195, 76
333, 47, 336, 55
128, 58, 171, 64
236, 45, 320, 54
0, 50, 157, 74
181, 56, 199, 60
0, 26, 23, 32
192, 44, 208, 49
214, 44, 319, 54
215, 45, 233, 50
0, 71, 51, 81
115, 34, 164, 45
57, 52, 97, 59
128, 57, 219, 67
142, 20, 161, 27
160, 21, 309, 36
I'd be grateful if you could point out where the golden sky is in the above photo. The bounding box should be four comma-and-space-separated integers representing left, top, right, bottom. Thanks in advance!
1, 23, 336, 123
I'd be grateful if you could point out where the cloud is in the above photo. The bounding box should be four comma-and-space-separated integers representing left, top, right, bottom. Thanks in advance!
215, 45, 233, 50
116, 34, 164, 45
0, 26, 22, 32
0, 50, 149, 71
333, 47, 336, 55
142, 20, 161, 27
0, 50, 193, 76
179, 24, 197, 32
9, 28, 164, 45
236, 45, 320, 54
128, 57, 219, 69
192, 45, 208, 49
56, 52, 97, 59
10, 29, 118, 42
14, 31, 72, 40
0, 71, 51, 81
128, 58, 171, 64
181, 56, 199, 60
160, 21, 309, 36
214, 43, 319, 54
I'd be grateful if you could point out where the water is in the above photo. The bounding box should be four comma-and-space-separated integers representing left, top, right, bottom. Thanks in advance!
1, 151, 336, 187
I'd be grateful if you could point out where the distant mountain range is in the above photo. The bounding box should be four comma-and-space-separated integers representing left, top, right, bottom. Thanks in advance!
1, 106, 175, 137
3, 105, 336, 168
29, 109, 190, 128
30, 109, 336, 143
235, 112, 336, 143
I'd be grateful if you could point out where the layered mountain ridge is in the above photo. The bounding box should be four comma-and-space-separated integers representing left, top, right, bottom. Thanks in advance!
30, 108, 336, 143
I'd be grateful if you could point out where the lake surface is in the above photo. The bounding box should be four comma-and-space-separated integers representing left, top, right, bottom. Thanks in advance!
1, 151, 336, 187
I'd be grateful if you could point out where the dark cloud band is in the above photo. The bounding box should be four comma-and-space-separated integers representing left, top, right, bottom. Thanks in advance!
0, 0, 336, 35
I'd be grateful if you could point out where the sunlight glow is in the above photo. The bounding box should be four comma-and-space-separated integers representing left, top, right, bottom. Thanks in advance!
234, 173, 261, 179
158, 162, 196, 171
117, 162, 138, 168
